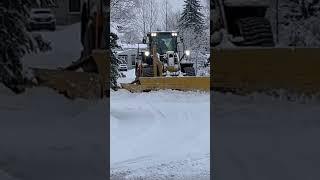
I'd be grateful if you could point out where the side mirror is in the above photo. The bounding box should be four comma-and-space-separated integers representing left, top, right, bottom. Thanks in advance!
142, 38, 146, 44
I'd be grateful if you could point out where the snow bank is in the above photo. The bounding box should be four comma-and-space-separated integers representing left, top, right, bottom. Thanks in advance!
110, 89, 210, 179
117, 69, 136, 84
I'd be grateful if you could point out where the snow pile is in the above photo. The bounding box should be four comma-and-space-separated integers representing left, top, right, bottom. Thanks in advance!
117, 69, 136, 84
110, 89, 210, 179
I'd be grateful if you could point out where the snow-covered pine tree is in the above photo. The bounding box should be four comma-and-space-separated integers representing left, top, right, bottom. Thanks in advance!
110, 32, 120, 90
279, 0, 320, 46
178, 0, 205, 52
0, 0, 51, 93
178, 0, 205, 34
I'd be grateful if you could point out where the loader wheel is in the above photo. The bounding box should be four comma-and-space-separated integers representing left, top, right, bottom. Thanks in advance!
142, 67, 154, 77
237, 17, 275, 47
183, 67, 196, 76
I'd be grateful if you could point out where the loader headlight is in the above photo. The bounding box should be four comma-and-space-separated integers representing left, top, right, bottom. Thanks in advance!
144, 51, 150, 56
151, 32, 157, 37
185, 50, 191, 56
171, 32, 178, 36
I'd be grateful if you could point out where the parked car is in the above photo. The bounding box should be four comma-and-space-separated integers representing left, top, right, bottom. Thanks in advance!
28, 8, 56, 31
118, 64, 128, 71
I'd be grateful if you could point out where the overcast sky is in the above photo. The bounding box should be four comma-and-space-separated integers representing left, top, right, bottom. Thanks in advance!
169, 0, 185, 11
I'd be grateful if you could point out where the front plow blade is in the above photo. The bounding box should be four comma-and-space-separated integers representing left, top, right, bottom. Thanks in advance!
32, 68, 104, 99
121, 76, 210, 93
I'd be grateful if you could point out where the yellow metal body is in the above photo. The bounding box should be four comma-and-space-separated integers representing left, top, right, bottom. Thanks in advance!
122, 37, 210, 93
121, 76, 210, 93
166, 66, 179, 72
212, 48, 320, 93
152, 45, 163, 77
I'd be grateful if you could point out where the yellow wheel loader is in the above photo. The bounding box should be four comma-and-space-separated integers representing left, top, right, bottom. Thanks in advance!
212, 0, 320, 95
30, 0, 109, 99
121, 31, 210, 93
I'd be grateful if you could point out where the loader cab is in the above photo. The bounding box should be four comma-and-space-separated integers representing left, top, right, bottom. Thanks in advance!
219, 0, 274, 47
146, 31, 178, 55
224, 5, 268, 36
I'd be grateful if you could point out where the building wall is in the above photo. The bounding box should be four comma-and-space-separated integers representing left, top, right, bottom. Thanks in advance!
116, 49, 139, 70
52, 0, 84, 25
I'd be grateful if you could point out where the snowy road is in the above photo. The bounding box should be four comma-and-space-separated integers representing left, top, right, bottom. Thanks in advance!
213, 92, 320, 179
111, 70, 210, 179
23, 24, 82, 69
0, 85, 107, 180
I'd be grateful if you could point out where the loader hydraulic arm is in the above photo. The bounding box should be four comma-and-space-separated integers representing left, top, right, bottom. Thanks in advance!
95, 0, 104, 49
152, 45, 163, 77
216, 0, 228, 32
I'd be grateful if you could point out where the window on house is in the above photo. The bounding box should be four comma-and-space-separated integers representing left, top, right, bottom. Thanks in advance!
69, 0, 80, 13
132, 55, 136, 66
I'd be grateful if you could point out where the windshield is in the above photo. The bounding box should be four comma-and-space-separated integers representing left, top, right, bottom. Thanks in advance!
151, 33, 177, 54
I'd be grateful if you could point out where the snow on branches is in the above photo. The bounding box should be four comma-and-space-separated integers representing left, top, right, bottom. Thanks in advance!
0, 0, 51, 93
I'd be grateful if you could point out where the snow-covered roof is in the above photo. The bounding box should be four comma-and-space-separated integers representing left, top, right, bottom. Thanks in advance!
223, 0, 270, 7
121, 43, 148, 49
116, 49, 137, 55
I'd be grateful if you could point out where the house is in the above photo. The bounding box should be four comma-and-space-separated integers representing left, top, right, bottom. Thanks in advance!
51, 0, 85, 25
114, 44, 148, 70
35, 0, 84, 25
116, 49, 137, 70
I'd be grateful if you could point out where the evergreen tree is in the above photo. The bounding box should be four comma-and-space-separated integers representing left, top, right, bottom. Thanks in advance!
178, 0, 205, 33
178, 0, 205, 52
279, 0, 320, 46
0, 0, 51, 93
110, 32, 120, 90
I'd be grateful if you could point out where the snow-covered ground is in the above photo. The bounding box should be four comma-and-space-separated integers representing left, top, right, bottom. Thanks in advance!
213, 91, 320, 179
4, 20, 320, 179
111, 70, 210, 179
0, 84, 107, 180
0, 24, 107, 180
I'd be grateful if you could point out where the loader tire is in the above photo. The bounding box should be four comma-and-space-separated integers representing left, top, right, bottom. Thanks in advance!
183, 67, 196, 76
237, 17, 274, 47
142, 67, 154, 77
